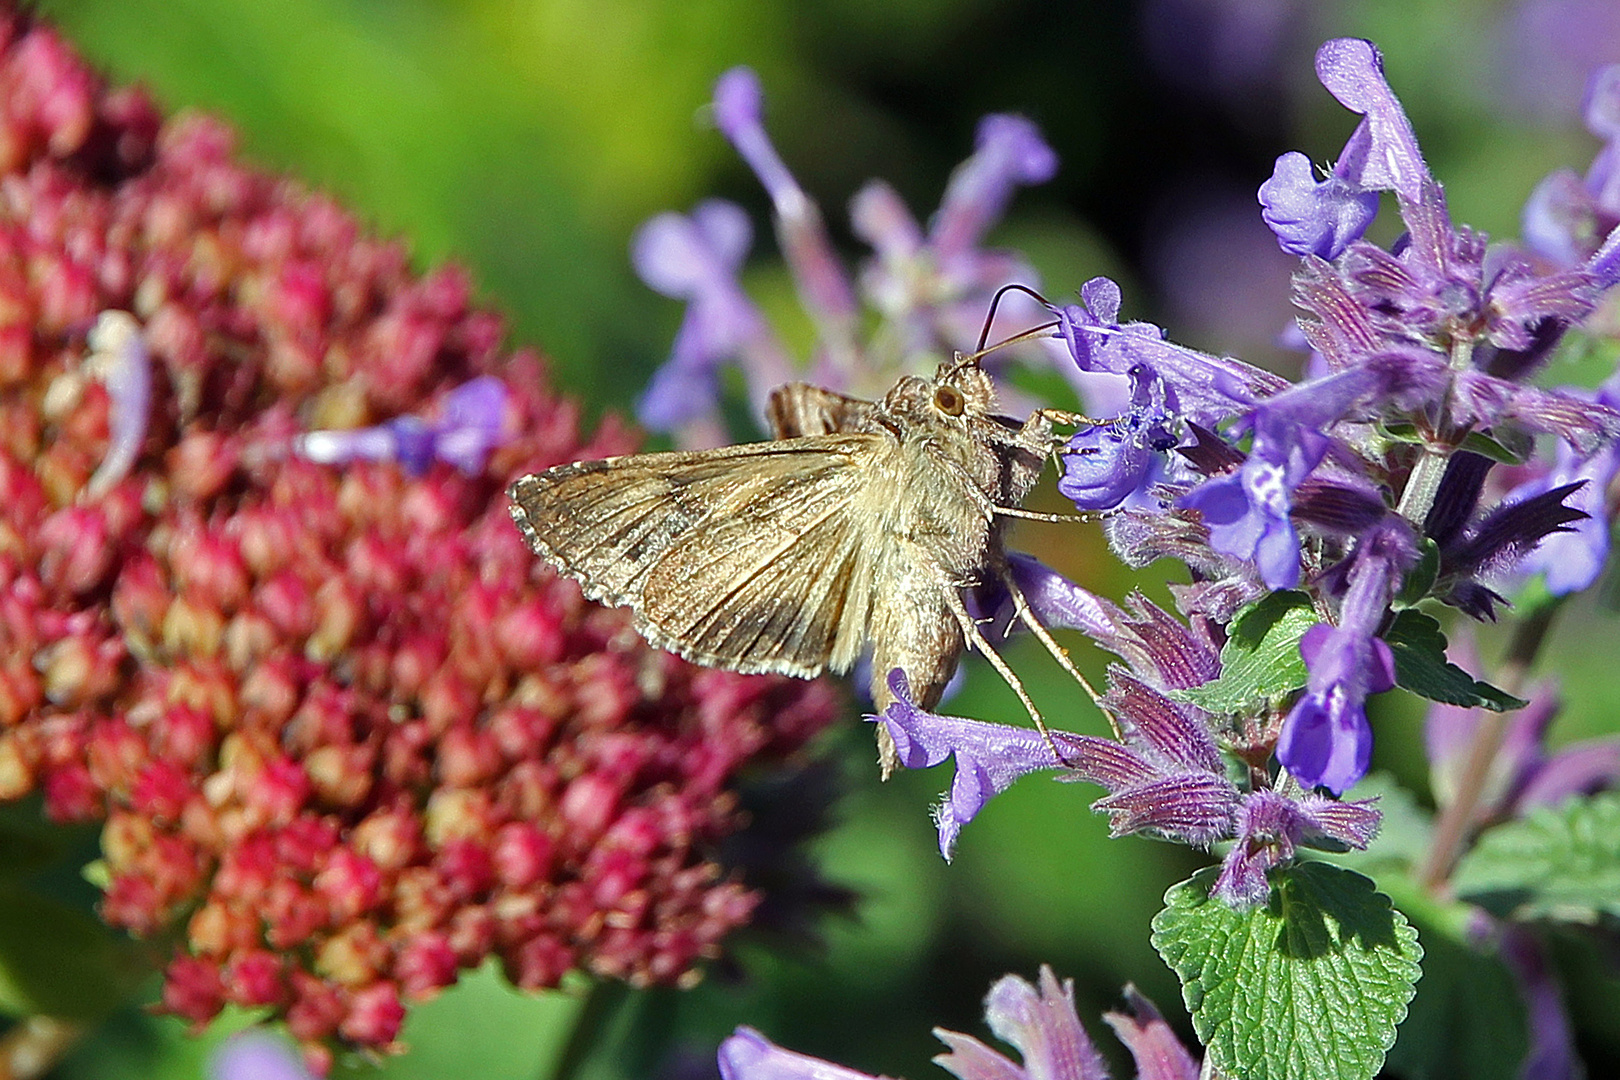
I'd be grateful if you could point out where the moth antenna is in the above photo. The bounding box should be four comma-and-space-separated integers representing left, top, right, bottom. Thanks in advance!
993, 505, 1094, 524
974, 283, 1056, 353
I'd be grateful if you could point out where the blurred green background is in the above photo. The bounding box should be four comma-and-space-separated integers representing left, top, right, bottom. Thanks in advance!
24, 0, 1620, 1077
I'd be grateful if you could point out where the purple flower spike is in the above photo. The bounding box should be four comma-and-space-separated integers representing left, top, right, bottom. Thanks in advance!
930, 115, 1058, 264
710, 67, 858, 348
1313, 39, 1429, 202
1258, 150, 1380, 259
208, 1030, 315, 1080
632, 201, 793, 433
1493, 922, 1581, 1080
719, 1027, 888, 1080
874, 669, 1078, 859
1102, 986, 1200, 1080
936, 967, 1110, 1080
83, 310, 152, 499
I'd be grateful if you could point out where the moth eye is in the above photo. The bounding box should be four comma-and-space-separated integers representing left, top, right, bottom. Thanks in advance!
934, 384, 966, 417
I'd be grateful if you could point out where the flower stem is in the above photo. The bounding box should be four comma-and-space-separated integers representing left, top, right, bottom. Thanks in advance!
1418, 602, 1559, 892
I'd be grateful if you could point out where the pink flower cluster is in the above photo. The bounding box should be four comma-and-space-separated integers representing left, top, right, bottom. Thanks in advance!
0, 8, 838, 1067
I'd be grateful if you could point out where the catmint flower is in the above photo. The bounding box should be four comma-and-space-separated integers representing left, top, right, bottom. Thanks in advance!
1426, 642, 1620, 821
1275, 521, 1413, 794
878, 576, 1378, 905
630, 199, 793, 440
636, 67, 1069, 441
719, 967, 1198, 1080
0, 13, 840, 1066
293, 375, 509, 476
1503, 373, 1620, 595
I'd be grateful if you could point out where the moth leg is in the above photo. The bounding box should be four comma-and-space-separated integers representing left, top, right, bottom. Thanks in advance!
992, 505, 1092, 523
941, 586, 1072, 767
995, 564, 1118, 740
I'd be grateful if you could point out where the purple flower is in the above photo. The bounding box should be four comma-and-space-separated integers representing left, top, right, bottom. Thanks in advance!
1505, 375, 1620, 595
1276, 522, 1412, 794
638, 67, 1067, 438
719, 1028, 893, 1080
209, 1031, 316, 1080
1058, 365, 1179, 511
1258, 151, 1379, 260
294, 375, 511, 477
1052, 278, 1286, 425
631, 199, 793, 437
935, 968, 1110, 1080
873, 669, 1083, 859
1212, 789, 1382, 907
719, 969, 1198, 1080
1426, 643, 1620, 820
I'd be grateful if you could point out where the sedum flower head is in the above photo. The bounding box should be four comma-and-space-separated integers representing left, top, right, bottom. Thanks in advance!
0, 9, 840, 1066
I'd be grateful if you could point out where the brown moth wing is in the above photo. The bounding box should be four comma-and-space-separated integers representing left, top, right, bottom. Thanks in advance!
508, 434, 887, 679
765, 382, 883, 438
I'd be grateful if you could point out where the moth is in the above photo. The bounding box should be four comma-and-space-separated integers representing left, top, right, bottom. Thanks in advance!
508, 358, 1085, 773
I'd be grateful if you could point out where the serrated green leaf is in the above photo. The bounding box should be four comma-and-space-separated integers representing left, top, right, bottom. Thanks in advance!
1151, 862, 1422, 1080
1453, 792, 1620, 923
1178, 591, 1314, 712
1382, 611, 1526, 711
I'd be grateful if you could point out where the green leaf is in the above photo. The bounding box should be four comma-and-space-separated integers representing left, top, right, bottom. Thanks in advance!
1395, 540, 1441, 607
1456, 430, 1530, 466
1381, 611, 1526, 711
1151, 862, 1423, 1080
1453, 791, 1620, 923
1178, 591, 1315, 712
0, 882, 151, 1019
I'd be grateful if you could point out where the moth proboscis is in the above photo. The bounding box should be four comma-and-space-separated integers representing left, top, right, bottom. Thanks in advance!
508, 354, 1095, 775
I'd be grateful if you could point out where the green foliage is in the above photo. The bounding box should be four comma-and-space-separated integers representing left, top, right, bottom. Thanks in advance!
1382, 610, 1526, 711
1178, 591, 1314, 712
1381, 906, 1528, 1080
0, 883, 150, 1020
1152, 862, 1422, 1080
1454, 792, 1620, 924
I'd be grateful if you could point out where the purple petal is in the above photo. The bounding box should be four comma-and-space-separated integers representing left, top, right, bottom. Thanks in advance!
1515, 736, 1620, 811
1058, 366, 1178, 512
875, 669, 1079, 858
1277, 689, 1372, 796
979, 968, 1110, 1080
1258, 151, 1378, 259
1496, 924, 1581, 1080
632, 202, 752, 296
710, 68, 857, 337
1102, 986, 1200, 1080
719, 1028, 888, 1080
84, 310, 152, 499
431, 375, 509, 474
1313, 39, 1430, 201
209, 1031, 315, 1080
850, 180, 923, 259
930, 115, 1057, 263
1584, 63, 1620, 142
1521, 169, 1594, 268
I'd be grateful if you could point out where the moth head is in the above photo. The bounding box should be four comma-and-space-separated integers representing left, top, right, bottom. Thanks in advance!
927, 358, 997, 419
